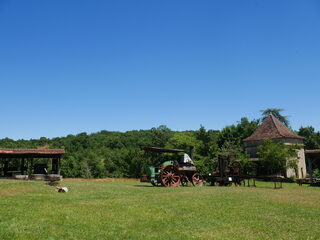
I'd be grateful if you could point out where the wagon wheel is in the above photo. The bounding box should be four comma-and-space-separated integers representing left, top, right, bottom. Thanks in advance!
181, 175, 191, 187
160, 165, 181, 187
192, 173, 204, 187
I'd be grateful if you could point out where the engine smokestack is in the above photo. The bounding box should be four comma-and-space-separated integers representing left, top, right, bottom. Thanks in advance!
189, 146, 194, 160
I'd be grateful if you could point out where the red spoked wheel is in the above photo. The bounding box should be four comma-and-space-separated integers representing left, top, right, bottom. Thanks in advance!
160, 165, 181, 187
192, 173, 204, 187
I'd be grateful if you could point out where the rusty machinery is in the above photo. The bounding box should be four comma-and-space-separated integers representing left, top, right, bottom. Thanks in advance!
205, 155, 286, 188
205, 155, 244, 186
141, 146, 204, 187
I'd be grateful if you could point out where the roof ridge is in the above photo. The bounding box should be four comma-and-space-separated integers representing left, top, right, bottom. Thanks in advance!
269, 115, 285, 138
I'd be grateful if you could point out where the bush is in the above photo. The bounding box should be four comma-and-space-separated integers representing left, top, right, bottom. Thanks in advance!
313, 169, 320, 179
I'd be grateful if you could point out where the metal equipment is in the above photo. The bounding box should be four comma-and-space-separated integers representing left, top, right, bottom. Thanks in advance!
141, 146, 204, 187
205, 155, 285, 189
205, 155, 243, 186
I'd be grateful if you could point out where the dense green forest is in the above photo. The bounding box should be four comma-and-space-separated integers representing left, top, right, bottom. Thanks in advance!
0, 116, 319, 178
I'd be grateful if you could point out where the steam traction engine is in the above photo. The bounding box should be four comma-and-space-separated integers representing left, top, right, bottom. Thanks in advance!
142, 146, 204, 187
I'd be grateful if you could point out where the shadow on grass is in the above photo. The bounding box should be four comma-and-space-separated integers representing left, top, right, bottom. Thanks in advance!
133, 185, 155, 188
243, 186, 284, 190
134, 182, 286, 189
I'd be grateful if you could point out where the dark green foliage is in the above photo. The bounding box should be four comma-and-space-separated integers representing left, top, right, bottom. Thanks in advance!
298, 126, 320, 149
150, 125, 173, 147
0, 119, 258, 178
0, 116, 317, 178
313, 169, 320, 179
217, 117, 259, 147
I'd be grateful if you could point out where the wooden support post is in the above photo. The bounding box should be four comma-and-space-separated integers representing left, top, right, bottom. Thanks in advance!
0, 159, 3, 176
52, 158, 59, 174
21, 158, 25, 175
4, 159, 8, 176
308, 157, 314, 184
52, 158, 56, 173
51, 158, 61, 175
30, 158, 34, 176
57, 157, 61, 175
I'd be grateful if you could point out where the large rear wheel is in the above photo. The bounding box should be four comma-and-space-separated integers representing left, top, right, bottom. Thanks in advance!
160, 165, 181, 187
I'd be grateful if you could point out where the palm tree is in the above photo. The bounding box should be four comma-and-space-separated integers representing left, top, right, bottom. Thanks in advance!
260, 108, 290, 127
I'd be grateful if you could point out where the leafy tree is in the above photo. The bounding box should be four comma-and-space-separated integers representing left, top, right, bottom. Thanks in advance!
257, 139, 299, 176
219, 141, 247, 163
218, 117, 259, 147
150, 125, 173, 147
298, 126, 320, 149
195, 125, 211, 156
166, 131, 198, 150
260, 108, 289, 127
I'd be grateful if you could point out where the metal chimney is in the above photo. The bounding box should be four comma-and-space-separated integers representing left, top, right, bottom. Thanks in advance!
189, 146, 194, 160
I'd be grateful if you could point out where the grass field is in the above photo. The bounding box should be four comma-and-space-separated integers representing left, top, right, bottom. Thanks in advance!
1, 179, 320, 240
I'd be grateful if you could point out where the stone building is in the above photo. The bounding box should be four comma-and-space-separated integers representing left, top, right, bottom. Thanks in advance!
243, 115, 306, 178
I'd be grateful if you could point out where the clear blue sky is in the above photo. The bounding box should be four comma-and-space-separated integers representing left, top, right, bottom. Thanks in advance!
0, 0, 319, 140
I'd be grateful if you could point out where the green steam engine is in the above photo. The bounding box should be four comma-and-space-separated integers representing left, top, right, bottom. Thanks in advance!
142, 146, 204, 187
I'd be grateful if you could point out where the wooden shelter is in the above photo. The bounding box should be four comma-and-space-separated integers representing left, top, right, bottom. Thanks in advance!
0, 148, 64, 177
305, 150, 320, 183
243, 115, 306, 178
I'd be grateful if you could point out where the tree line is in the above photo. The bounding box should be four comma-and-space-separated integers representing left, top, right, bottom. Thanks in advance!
0, 112, 319, 178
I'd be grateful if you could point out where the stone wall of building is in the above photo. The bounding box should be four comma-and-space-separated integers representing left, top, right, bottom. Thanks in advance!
297, 148, 307, 178
286, 149, 306, 179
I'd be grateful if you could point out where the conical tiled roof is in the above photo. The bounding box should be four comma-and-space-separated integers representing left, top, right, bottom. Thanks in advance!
243, 115, 304, 142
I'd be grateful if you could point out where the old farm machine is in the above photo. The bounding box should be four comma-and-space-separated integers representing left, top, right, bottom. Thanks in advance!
205, 155, 243, 186
141, 146, 204, 187
204, 155, 283, 188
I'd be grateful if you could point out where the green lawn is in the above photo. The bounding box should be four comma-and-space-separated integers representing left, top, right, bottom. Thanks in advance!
0, 179, 320, 240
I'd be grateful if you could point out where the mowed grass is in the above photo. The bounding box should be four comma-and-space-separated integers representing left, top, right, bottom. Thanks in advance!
1, 179, 320, 240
